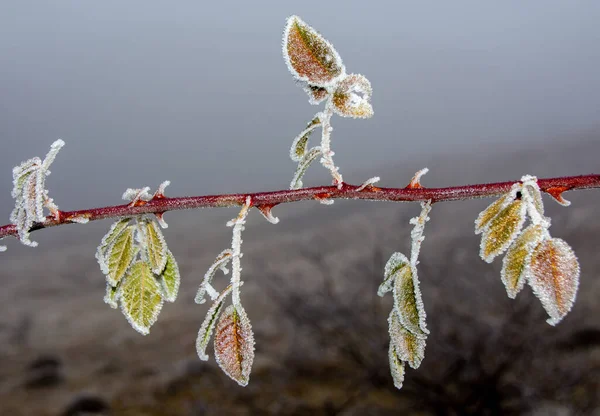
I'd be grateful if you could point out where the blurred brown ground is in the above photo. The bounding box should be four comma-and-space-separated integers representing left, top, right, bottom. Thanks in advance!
0, 136, 599, 415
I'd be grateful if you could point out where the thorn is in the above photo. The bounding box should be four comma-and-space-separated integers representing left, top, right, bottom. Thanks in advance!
546, 186, 571, 206
153, 180, 171, 200
256, 204, 280, 224
356, 176, 381, 191
406, 168, 429, 189
155, 212, 169, 228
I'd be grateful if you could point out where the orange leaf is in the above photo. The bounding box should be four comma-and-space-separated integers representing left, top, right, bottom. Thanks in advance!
332, 74, 373, 118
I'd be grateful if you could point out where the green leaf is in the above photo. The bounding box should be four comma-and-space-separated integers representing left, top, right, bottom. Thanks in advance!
196, 285, 232, 361
393, 264, 428, 337
144, 219, 168, 274
290, 146, 322, 190
214, 304, 255, 386
378, 252, 409, 297
283, 15, 345, 87
501, 224, 544, 298
480, 199, 526, 263
120, 261, 164, 335
96, 219, 130, 275
158, 250, 180, 303
106, 225, 136, 286
388, 342, 405, 390
290, 116, 321, 162
388, 310, 426, 369
104, 282, 120, 309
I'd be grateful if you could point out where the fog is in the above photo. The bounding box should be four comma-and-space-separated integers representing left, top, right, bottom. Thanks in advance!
1, 1, 599, 214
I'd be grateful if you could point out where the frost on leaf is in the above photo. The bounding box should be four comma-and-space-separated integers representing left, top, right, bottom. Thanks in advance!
388, 343, 405, 390
290, 116, 321, 162
96, 219, 131, 275
195, 249, 233, 304
528, 238, 580, 326
214, 304, 255, 387
197, 286, 232, 361
388, 310, 426, 369
304, 85, 329, 105
480, 199, 526, 263
283, 15, 345, 87
143, 219, 168, 274
104, 283, 120, 309
332, 74, 373, 119
475, 192, 515, 235
120, 261, 164, 335
157, 250, 180, 303
106, 225, 136, 286
290, 146, 322, 189
501, 224, 544, 298
378, 252, 409, 297
393, 265, 428, 337
9, 140, 65, 247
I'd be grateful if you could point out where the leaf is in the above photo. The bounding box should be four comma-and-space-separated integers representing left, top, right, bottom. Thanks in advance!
388, 342, 405, 390
501, 224, 544, 298
104, 283, 120, 309
120, 261, 164, 335
214, 304, 255, 386
303, 85, 329, 105
158, 250, 180, 302
524, 183, 544, 217
196, 286, 232, 361
331, 74, 374, 118
195, 249, 233, 304
106, 225, 136, 286
388, 310, 426, 369
393, 265, 429, 337
144, 219, 168, 274
290, 116, 321, 162
528, 238, 580, 325
474, 192, 513, 234
283, 15, 345, 87
290, 146, 322, 190
480, 199, 526, 263
96, 219, 131, 275
378, 252, 409, 297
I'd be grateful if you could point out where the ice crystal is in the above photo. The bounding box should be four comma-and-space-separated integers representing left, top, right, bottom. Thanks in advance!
9, 139, 65, 247
196, 285, 232, 361
214, 304, 255, 387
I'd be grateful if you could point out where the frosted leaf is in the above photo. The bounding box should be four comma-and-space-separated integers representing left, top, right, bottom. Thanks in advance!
331, 74, 374, 119
283, 16, 345, 87
195, 249, 233, 304
158, 250, 180, 303
106, 225, 136, 286
290, 147, 322, 190
214, 304, 255, 386
104, 283, 120, 309
96, 219, 131, 275
501, 224, 544, 299
290, 116, 321, 162
388, 343, 405, 390
304, 85, 329, 105
143, 219, 168, 274
475, 191, 515, 235
388, 310, 426, 369
196, 285, 232, 361
120, 261, 164, 335
393, 265, 429, 337
480, 199, 526, 263
528, 238, 580, 325
379, 252, 409, 297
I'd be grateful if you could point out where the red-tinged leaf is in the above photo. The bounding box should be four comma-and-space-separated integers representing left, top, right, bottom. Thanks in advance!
304, 85, 329, 105
501, 224, 544, 298
528, 238, 580, 325
283, 16, 345, 87
332, 74, 373, 119
214, 304, 255, 386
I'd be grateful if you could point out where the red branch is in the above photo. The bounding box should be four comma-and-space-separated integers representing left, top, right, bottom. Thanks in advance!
1, 174, 599, 241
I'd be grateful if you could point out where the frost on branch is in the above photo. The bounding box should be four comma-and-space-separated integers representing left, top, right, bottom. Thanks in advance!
9, 139, 65, 247
96, 183, 181, 335
380, 198, 432, 389
476, 175, 580, 325
195, 197, 256, 386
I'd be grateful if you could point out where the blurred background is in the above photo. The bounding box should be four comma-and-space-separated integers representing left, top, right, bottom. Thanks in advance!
1, 1, 599, 415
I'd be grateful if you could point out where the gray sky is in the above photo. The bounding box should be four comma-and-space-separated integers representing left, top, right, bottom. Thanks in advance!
1, 1, 600, 216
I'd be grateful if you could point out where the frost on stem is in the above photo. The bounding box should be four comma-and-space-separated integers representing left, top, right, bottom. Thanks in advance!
283, 16, 373, 189
380, 196, 432, 390
9, 139, 65, 247
96, 183, 180, 335
476, 175, 580, 325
